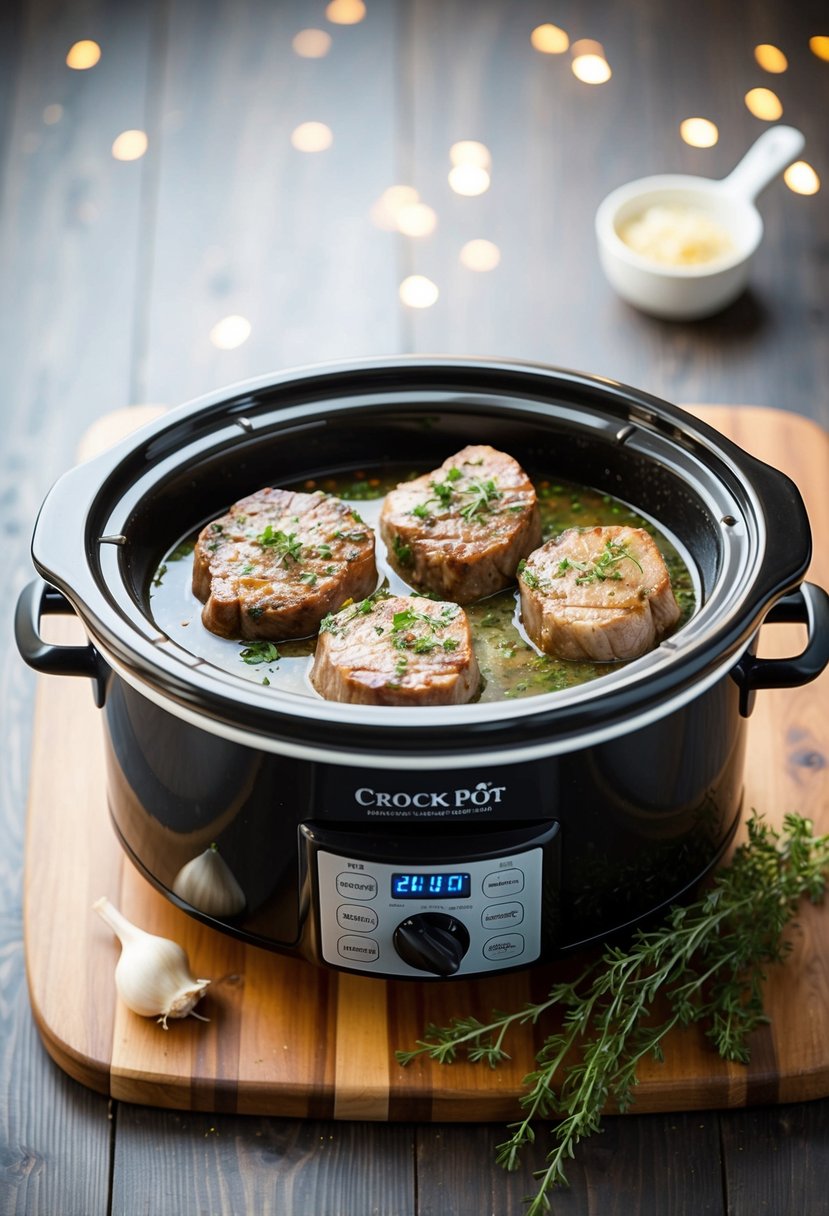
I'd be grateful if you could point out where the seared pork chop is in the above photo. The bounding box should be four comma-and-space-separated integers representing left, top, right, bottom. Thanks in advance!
518, 525, 681, 662
379, 445, 541, 603
193, 488, 377, 640
310, 595, 481, 705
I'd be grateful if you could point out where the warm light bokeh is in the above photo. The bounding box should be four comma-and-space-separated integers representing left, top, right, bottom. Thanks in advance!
809, 35, 829, 61
784, 161, 820, 195
209, 315, 252, 350
680, 117, 719, 148
570, 41, 612, 84
449, 140, 492, 170
754, 44, 788, 72
326, 0, 366, 25
448, 165, 491, 196
111, 130, 148, 161
395, 203, 437, 237
399, 276, 439, 308
530, 23, 569, 54
43, 104, 63, 125
459, 239, 501, 271
292, 29, 333, 58
290, 121, 334, 152
66, 40, 101, 70
744, 87, 783, 120
370, 185, 419, 230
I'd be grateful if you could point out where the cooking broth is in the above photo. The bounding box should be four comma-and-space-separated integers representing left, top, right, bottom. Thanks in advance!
149, 468, 696, 702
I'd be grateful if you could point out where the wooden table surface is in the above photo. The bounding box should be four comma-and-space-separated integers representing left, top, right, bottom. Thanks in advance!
2, 2, 828, 1214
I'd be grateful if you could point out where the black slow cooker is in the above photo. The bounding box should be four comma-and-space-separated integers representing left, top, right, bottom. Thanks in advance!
16, 358, 829, 980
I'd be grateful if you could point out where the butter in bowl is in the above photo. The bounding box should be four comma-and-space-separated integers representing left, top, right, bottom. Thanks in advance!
594, 125, 805, 320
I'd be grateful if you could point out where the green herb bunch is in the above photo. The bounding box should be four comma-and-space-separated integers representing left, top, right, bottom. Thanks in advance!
397, 813, 829, 1215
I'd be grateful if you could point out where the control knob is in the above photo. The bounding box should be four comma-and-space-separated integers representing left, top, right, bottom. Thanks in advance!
392, 913, 470, 976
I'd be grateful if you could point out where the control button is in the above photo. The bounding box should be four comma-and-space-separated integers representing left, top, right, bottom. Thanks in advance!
481, 901, 524, 930
336, 872, 378, 900
337, 935, 380, 963
482, 869, 524, 898
336, 904, 379, 933
482, 934, 525, 962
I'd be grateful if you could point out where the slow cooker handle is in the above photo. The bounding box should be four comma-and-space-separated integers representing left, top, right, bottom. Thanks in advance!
15, 579, 108, 708
733, 581, 829, 716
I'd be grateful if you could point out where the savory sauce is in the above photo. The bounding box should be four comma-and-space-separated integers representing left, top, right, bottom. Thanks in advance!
149, 468, 696, 703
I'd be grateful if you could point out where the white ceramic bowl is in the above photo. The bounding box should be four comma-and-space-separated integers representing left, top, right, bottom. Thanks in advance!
595, 126, 804, 320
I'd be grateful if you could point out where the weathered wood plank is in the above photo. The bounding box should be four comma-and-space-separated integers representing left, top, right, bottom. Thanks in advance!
416, 1112, 725, 1215
0, 2, 160, 1213
112, 1108, 416, 1216
720, 1101, 829, 1216
140, 0, 404, 409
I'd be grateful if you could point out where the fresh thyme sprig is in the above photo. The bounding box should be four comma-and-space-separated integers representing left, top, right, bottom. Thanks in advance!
396, 813, 829, 1215
557, 538, 643, 585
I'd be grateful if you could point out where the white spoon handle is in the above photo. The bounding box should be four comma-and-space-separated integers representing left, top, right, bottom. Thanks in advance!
720, 125, 805, 201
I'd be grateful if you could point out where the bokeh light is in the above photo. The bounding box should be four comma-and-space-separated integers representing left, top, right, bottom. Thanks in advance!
754, 44, 788, 72
395, 203, 437, 237
66, 40, 101, 70
209, 315, 252, 350
43, 104, 63, 125
111, 130, 148, 161
570, 40, 612, 84
449, 140, 492, 170
784, 161, 820, 195
370, 185, 419, 230
809, 36, 829, 61
744, 87, 783, 120
290, 121, 333, 151
530, 24, 569, 54
399, 276, 439, 308
448, 165, 491, 196
326, 0, 366, 24
459, 240, 501, 271
680, 117, 719, 148
292, 29, 332, 58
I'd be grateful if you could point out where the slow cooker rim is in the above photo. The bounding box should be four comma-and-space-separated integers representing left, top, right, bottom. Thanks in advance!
29, 356, 812, 757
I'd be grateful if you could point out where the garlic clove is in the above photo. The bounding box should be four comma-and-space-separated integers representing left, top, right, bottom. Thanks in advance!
172, 843, 246, 918
93, 896, 210, 1029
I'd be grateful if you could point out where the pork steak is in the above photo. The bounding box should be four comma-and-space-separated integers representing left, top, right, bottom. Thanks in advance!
193, 488, 377, 640
518, 525, 681, 662
379, 445, 542, 603
310, 594, 481, 705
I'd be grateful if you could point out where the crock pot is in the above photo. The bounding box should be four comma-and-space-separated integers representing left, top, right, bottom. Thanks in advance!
15, 358, 829, 980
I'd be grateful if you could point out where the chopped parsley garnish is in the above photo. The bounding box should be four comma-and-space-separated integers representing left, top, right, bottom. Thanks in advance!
390, 604, 459, 654
256, 526, 303, 564
518, 559, 542, 590
299, 571, 318, 586
240, 641, 280, 665
392, 535, 413, 565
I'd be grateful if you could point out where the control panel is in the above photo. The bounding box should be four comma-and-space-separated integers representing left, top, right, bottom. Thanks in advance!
313, 846, 544, 978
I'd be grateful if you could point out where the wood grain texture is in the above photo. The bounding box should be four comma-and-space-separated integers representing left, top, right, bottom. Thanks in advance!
22, 404, 829, 1125
140, 0, 405, 408
416, 1112, 726, 1215
112, 1108, 416, 1216
719, 1101, 829, 1216
0, 3, 158, 1214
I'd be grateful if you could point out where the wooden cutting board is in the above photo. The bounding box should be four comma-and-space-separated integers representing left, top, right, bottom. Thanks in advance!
23, 405, 829, 1120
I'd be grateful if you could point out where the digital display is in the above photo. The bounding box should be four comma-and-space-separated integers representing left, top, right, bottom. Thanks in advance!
391, 872, 471, 900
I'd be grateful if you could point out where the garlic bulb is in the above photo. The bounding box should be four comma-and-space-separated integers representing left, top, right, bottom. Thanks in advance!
93, 896, 210, 1029
172, 843, 246, 918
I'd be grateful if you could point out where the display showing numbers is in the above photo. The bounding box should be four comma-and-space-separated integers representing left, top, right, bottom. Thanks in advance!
391, 872, 471, 899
